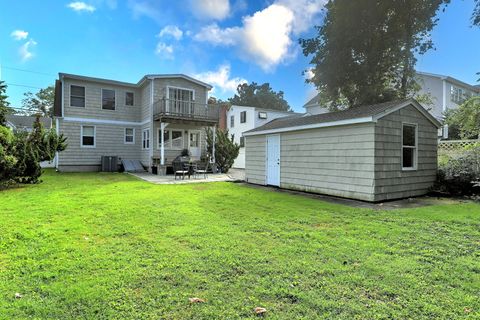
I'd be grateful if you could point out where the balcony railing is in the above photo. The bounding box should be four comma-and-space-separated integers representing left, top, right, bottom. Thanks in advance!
153, 98, 219, 123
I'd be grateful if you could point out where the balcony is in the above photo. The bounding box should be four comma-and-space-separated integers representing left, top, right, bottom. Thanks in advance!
153, 98, 219, 125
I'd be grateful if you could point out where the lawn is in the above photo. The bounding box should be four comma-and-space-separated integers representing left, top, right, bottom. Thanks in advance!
0, 171, 479, 319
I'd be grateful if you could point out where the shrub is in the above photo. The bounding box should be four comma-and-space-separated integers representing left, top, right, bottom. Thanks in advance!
205, 128, 240, 173
435, 144, 480, 195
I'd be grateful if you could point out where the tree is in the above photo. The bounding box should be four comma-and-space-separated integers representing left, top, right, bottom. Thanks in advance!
473, 0, 480, 26
205, 128, 240, 173
229, 82, 291, 111
0, 81, 12, 125
444, 97, 480, 140
21, 85, 55, 117
300, 0, 449, 109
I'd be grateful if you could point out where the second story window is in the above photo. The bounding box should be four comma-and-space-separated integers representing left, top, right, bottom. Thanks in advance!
102, 89, 116, 110
125, 92, 134, 106
451, 86, 472, 105
70, 85, 85, 108
230, 115, 234, 128
240, 111, 247, 123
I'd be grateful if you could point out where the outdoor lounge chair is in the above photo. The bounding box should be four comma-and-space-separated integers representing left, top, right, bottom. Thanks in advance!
173, 161, 189, 180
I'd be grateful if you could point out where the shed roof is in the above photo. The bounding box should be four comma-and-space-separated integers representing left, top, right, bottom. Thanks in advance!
6, 115, 53, 130
244, 99, 441, 136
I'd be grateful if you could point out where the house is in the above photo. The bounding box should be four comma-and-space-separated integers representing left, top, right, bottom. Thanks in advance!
303, 72, 480, 138
6, 114, 52, 132
53, 73, 217, 172
225, 105, 300, 168
243, 99, 441, 202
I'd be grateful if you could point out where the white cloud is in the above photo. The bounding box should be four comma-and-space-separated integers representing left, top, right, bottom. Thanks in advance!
19, 39, 37, 61
192, 1, 326, 71
67, 1, 96, 12
128, 0, 162, 21
304, 67, 314, 80
10, 30, 28, 41
158, 25, 183, 40
155, 42, 174, 59
191, 0, 230, 20
193, 24, 240, 45
194, 64, 247, 96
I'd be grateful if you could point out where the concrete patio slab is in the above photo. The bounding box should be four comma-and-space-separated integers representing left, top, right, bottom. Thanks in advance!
129, 169, 244, 184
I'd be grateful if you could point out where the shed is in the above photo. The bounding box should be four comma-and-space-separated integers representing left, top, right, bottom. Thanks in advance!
243, 99, 442, 202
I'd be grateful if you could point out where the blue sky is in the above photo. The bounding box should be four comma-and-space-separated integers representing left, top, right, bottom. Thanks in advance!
1, 0, 479, 112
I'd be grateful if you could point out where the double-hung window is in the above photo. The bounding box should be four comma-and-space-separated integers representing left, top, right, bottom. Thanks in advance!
125, 92, 134, 106
402, 123, 417, 170
81, 125, 95, 147
142, 129, 150, 149
71, 85, 85, 107
125, 128, 135, 144
240, 111, 247, 123
230, 115, 234, 128
102, 89, 116, 110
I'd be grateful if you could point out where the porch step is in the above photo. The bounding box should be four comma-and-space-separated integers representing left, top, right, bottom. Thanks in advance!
122, 159, 146, 172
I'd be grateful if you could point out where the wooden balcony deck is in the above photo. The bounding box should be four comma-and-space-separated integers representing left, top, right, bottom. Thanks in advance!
153, 98, 219, 126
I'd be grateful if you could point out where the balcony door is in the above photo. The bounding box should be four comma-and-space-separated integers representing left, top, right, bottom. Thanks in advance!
168, 87, 194, 116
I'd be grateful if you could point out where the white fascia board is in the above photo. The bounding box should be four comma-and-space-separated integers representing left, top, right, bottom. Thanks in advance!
63, 117, 150, 126
243, 116, 374, 136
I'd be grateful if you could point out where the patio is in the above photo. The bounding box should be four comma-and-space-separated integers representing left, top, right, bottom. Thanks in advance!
129, 168, 245, 184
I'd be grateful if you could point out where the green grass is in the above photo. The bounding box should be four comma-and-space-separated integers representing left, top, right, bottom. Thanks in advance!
0, 171, 479, 319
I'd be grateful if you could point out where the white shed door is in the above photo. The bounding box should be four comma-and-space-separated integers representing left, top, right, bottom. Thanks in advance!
266, 135, 280, 186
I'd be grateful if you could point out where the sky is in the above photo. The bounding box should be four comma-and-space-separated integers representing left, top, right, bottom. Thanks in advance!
1, 0, 479, 113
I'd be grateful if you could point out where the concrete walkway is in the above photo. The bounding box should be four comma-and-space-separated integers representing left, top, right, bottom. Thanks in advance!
129, 168, 245, 185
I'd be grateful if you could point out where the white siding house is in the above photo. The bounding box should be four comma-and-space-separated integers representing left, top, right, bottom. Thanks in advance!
244, 99, 441, 202
227, 105, 299, 168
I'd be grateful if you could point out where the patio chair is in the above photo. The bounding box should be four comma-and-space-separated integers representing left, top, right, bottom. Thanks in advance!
194, 157, 210, 179
173, 161, 189, 180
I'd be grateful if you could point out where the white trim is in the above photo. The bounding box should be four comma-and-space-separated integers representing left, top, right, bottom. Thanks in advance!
101, 88, 116, 111
166, 85, 195, 101
63, 117, 149, 126
80, 125, 96, 148
265, 134, 280, 187
401, 122, 418, 171
61, 75, 65, 117
442, 80, 447, 112
149, 79, 154, 163
124, 127, 135, 144
142, 128, 150, 150
55, 118, 60, 169
243, 116, 374, 136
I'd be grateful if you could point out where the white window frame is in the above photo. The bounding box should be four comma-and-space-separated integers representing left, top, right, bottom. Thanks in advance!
142, 129, 150, 150
125, 92, 134, 106
158, 128, 184, 150
401, 123, 418, 171
230, 115, 234, 128
166, 86, 195, 101
101, 88, 116, 111
124, 128, 135, 145
240, 111, 247, 123
70, 85, 85, 108
80, 125, 96, 148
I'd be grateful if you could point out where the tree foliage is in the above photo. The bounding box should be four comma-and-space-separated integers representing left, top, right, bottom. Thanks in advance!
0, 81, 12, 125
205, 128, 239, 174
21, 85, 55, 117
444, 97, 480, 140
229, 82, 291, 111
300, 0, 450, 109
473, 0, 480, 26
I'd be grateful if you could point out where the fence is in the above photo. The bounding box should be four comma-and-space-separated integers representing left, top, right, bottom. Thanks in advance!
438, 140, 480, 151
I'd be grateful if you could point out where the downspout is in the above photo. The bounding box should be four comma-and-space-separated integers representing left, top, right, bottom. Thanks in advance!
150, 78, 154, 168
56, 75, 65, 170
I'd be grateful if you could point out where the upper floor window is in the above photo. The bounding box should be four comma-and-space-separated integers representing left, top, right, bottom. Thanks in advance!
124, 128, 135, 144
451, 86, 472, 105
125, 92, 134, 106
70, 85, 85, 108
402, 124, 417, 170
230, 115, 234, 128
240, 111, 247, 123
102, 89, 116, 110
81, 125, 95, 148
258, 112, 267, 119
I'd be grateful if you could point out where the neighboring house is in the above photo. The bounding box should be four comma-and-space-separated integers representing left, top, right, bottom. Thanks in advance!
244, 99, 441, 202
6, 115, 55, 168
226, 105, 300, 169
5, 114, 52, 132
303, 72, 480, 138
53, 73, 217, 172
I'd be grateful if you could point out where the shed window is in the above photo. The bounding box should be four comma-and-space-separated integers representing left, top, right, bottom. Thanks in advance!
70, 85, 85, 107
125, 128, 135, 144
402, 124, 417, 170
81, 125, 95, 147
102, 89, 116, 110
125, 92, 134, 106
240, 111, 247, 123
